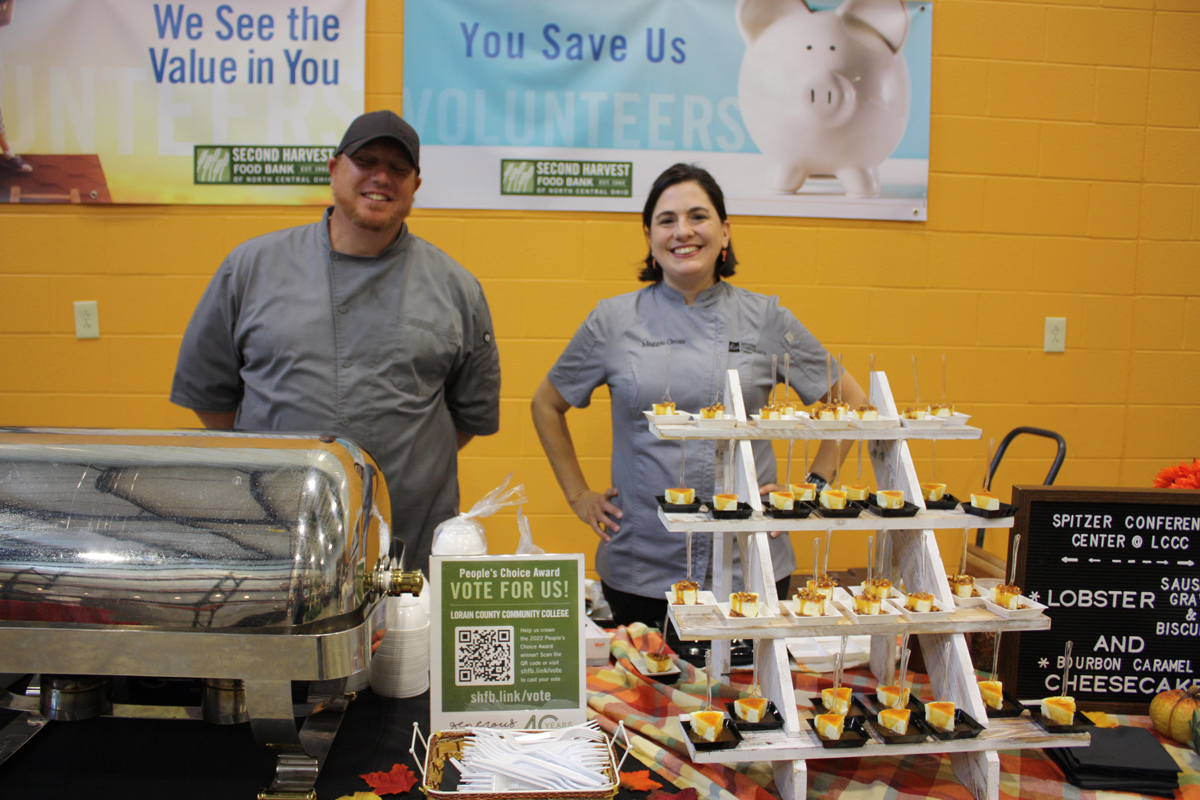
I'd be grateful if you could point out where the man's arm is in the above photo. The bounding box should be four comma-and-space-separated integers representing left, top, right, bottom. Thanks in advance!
194, 410, 236, 429
456, 430, 474, 450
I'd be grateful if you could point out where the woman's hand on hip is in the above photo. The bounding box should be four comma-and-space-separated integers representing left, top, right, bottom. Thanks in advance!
569, 487, 622, 542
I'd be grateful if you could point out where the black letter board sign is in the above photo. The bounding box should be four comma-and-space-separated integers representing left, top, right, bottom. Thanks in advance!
999, 486, 1200, 713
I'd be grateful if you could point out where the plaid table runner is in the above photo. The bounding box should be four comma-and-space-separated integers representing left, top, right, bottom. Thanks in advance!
587, 624, 1200, 800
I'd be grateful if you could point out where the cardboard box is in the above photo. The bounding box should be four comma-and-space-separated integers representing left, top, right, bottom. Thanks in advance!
583, 615, 611, 666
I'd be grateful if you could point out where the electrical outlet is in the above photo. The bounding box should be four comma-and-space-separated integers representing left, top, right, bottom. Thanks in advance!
74, 301, 100, 339
1044, 317, 1065, 353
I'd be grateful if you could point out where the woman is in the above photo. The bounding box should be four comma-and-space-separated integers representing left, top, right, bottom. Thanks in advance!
531, 163, 866, 627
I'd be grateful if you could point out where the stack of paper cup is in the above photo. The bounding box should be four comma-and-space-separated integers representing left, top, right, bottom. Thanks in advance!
370, 593, 430, 698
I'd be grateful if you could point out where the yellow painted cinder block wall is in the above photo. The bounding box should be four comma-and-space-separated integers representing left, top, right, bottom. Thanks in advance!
1, 0, 1197, 580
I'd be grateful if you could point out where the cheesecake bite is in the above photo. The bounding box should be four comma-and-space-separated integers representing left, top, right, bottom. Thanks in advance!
807, 575, 838, 600
819, 489, 848, 509
653, 401, 677, 416
843, 483, 870, 502
645, 652, 673, 673
991, 583, 1021, 610
876, 684, 911, 709
665, 486, 695, 505
878, 707, 911, 735
1040, 695, 1076, 726
672, 580, 699, 605
714, 493, 739, 511
926, 701, 957, 732
931, 403, 955, 418
971, 490, 1000, 511
921, 482, 947, 502
978, 680, 1004, 710
769, 490, 795, 511
735, 696, 769, 723
903, 592, 935, 613
853, 592, 881, 615
792, 587, 826, 617
901, 406, 928, 420
700, 402, 726, 419
876, 489, 905, 509
689, 710, 725, 742
865, 577, 892, 599
815, 713, 845, 741
810, 401, 837, 421
856, 403, 879, 421
730, 591, 759, 617
789, 482, 817, 502
947, 574, 975, 599
821, 686, 851, 715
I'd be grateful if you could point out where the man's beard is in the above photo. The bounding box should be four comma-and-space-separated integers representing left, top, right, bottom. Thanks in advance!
333, 181, 405, 233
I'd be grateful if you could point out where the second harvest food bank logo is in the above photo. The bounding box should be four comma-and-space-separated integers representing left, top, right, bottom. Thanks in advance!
501, 160, 631, 197
194, 146, 337, 185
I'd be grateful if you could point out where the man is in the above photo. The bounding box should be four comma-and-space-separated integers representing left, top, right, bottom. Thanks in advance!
171, 110, 501, 571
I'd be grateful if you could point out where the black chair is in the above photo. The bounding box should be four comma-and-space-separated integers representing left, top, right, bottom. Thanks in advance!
975, 426, 1066, 547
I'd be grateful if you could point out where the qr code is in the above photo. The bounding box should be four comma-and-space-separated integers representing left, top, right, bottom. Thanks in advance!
455, 626, 515, 686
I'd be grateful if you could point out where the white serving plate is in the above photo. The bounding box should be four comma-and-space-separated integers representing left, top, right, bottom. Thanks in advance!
694, 414, 738, 429
785, 635, 870, 673
751, 414, 804, 430
717, 601, 777, 625
644, 410, 694, 426
852, 415, 902, 430
900, 416, 943, 429
664, 590, 719, 610
809, 416, 856, 431
949, 582, 988, 607
983, 594, 1048, 620
636, 653, 681, 678
888, 596, 957, 622
835, 594, 905, 625
781, 601, 845, 626
940, 412, 972, 427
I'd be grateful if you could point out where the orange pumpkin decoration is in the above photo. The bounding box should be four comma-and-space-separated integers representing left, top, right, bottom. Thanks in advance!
1149, 684, 1200, 745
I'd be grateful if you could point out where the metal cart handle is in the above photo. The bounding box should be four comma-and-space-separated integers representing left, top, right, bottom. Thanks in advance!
976, 426, 1066, 547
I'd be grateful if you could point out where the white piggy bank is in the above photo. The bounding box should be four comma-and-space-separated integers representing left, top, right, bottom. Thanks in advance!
736, 0, 911, 197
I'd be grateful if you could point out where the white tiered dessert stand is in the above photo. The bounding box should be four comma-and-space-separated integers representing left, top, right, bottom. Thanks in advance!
654, 369, 1089, 800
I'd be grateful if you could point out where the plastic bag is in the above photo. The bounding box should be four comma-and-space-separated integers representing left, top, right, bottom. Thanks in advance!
431, 472, 527, 556
514, 506, 545, 555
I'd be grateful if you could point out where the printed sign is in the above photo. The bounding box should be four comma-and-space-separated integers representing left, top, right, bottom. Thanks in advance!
0, 0, 364, 205
403, 0, 931, 220
430, 554, 586, 731
1000, 486, 1200, 713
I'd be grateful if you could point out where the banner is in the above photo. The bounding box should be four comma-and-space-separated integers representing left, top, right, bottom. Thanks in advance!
404, 0, 931, 221
0, 0, 364, 204
430, 554, 587, 731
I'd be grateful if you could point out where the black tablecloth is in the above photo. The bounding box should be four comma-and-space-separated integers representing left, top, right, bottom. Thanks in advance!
0, 681, 431, 799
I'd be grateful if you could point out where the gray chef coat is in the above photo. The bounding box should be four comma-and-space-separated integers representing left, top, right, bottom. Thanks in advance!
171, 209, 501, 571
547, 280, 837, 599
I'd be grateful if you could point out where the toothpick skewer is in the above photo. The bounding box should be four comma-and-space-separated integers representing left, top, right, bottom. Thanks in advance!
1008, 534, 1021, 587
911, 355, 920, 408
991, 630, 1002, 682
771, 353, 778, 407
898, 647, 911, 707
867, 535, 874, 585
983, 437, 995, 490
786, 440, 794, 486
834, 636, 848, 697
783, 352, 791, 411
705, 648, 715, 711
686, 530, 693, 584
822, 528, 832, 581
812, 538, 820, 592
1060, 641, 1073, 698
658, 609, 670, 657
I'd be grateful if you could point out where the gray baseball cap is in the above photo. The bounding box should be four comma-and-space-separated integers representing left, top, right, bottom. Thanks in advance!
335, 110, 420, 172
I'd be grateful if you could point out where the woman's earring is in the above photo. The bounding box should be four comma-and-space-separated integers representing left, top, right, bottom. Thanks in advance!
720, 248, 728, 264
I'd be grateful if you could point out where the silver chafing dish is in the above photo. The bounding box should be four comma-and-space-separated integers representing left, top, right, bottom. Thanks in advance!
0, 428, 422, 798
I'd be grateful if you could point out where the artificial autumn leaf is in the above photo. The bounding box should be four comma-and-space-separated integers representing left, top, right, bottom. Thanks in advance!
648, 787, 699, 800
1153, 458, 1200, 489
620, 770, 663, 791
360, 763, 418, 795
335, 794, 381, 800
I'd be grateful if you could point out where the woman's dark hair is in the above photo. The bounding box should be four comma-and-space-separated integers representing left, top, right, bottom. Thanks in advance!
638, 163, 738, 282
